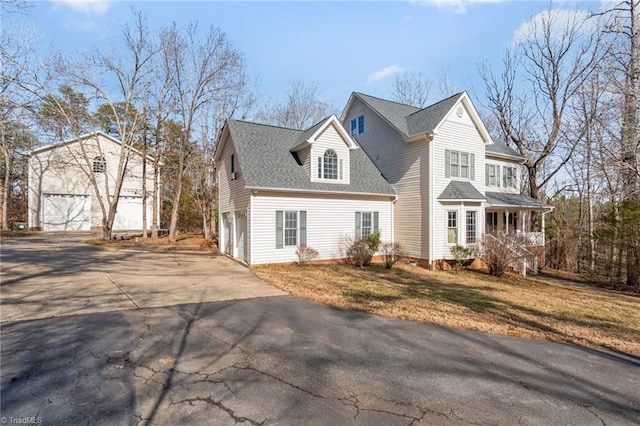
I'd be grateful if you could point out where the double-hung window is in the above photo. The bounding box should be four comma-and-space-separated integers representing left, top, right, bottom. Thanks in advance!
317, 149, 340, 180
503, 166, 517, 188
350, 115, 364, 136
466, 211, 477, 244
447, 211, 458, 244
355, 211, 379, 239
445, 150, 475, 180
485, 164, 500, 187
275, 210, 307, 248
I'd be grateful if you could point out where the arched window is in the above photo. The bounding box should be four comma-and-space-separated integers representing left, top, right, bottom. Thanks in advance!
323, 149, 338, 179
93, 156, 106, 173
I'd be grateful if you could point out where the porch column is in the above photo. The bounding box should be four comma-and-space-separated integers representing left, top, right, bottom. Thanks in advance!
505, 210, 509, 233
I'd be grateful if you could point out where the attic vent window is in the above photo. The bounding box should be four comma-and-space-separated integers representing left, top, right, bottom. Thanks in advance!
456, 106, 464, 117
93, 156, 106, 173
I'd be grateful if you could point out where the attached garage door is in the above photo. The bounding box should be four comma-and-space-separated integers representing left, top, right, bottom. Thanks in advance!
43, 194, 91, 231
113, 196, 151, 231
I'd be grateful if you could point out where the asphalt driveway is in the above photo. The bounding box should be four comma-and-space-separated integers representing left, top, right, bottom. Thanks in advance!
1, 234, 639, 425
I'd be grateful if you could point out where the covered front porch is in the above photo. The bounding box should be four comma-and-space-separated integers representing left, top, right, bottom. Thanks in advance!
484, 192, 553, 244
484, 192, 553, 275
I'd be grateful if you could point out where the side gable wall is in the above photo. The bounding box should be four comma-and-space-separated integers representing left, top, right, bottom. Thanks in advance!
343, 97, 430, 260
217, 134, 252, 259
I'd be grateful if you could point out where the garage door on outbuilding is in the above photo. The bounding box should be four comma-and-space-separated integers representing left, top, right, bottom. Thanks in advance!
42, 194, 91, 231
113, 196, 152, 231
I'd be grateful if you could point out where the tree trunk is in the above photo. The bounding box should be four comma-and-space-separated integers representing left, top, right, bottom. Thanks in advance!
168, 157, 184, 243
151, 162, 159, 239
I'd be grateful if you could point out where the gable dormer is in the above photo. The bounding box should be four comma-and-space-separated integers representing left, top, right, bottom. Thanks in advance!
290, 115, 357, 185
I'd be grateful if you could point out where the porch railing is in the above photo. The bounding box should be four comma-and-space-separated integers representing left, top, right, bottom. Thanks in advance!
516, 231, 544, 246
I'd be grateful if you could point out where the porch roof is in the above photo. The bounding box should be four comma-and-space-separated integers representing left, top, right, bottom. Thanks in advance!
485, 192, 552, 210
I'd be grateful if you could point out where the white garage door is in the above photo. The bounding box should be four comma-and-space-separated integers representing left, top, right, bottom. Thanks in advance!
235, 212, 247, 261
43, 194, 91, 231
113, 196, 152, 231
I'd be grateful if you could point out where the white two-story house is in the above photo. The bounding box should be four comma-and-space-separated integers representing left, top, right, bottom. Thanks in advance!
214, 115, 397, 265
341, 91, 551, 269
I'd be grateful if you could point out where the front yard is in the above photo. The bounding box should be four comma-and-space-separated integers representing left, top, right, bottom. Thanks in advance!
253, 263, 640, 354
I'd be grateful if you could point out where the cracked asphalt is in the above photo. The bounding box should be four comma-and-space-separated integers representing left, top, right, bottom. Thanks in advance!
1, 234, 639, 425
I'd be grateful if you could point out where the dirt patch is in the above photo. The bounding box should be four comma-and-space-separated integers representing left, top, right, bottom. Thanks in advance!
253, 262, 640, 354
86, 233, 219, 253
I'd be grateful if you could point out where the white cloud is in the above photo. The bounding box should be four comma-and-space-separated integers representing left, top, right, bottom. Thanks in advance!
51, 0, 110, 16
366, 65, 405, 85
513, 9, 592, 44
411, 0, 505, 14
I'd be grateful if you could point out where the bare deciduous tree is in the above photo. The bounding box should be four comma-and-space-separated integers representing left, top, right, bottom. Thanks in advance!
255, 81, 333, 130
480, 7, 602, 204
161, 22, 248, 243
391, 71, 431, 107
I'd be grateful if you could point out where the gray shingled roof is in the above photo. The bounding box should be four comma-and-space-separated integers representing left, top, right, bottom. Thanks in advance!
486, 141, 523, 159
356, 92, 464, 137
406, 93, 464, 136
226, 119, 396, 196
485, 192, 551, 209
354, 93, 420, 136
438, 181, 485, 200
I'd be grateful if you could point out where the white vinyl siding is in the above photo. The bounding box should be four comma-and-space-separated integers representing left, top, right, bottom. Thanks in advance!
310, 123, 350, 184
343, 98, 429, 260
251, 193, 393, 265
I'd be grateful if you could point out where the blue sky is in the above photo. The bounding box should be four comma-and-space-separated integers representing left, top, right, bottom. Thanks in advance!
12, 1, 601, 112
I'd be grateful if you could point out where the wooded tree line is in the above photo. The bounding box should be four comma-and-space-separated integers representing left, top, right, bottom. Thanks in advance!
478, 1, 639, 289
1, 2, 638, 287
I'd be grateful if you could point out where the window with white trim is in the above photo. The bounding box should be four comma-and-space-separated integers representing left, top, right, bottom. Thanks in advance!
350, 115, 364, 136
93, 156, 106, 173
503, 166, 517, 188
447, 211, 458, 244
317, 149, 339, 180
275, 210, 307, 248
355, 211, 379, 239
466, 211, 477, 244
485, 164, 500, 187
445, 150, 475, 180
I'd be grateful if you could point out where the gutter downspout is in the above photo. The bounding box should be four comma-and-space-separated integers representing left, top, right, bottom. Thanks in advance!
428, 138, 434, 270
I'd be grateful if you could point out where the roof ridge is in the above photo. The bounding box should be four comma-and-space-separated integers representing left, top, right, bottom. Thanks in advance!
231, 118, 303, 133
406, 92, 465, 118
355, 92, 421, 110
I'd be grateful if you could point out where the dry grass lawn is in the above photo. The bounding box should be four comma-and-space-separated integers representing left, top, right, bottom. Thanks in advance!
253, 263, 640, 355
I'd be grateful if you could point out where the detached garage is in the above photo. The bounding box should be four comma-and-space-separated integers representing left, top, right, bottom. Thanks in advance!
28, 131, 159, 232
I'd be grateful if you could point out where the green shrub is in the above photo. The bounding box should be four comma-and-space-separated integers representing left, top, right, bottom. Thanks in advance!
450, 244, 473, 272
347, 232, 381, 267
